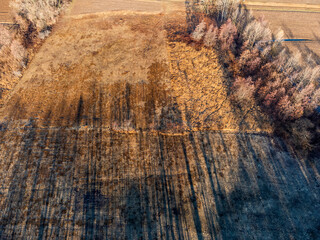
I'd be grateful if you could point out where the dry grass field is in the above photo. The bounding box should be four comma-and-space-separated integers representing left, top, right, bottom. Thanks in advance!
69, 0, 163, 15
0, 1, 319, 239
167, 41, 271, 131
0, 5, 270, 133
254, 11, 320, 56
246, 0, 320, 57
0, 0, 11, 23
247, 0, 320, 4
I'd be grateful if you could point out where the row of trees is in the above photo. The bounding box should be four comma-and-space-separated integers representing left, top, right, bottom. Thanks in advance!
189, 0, 320, 151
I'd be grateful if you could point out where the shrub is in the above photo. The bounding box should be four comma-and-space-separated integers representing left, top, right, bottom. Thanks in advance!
237, 48, 261, 75
10, 39, 27, 63
232, 76, 255, 103
0, 25, 26, 69
290, 118, 315, 151
0, 25, 12, 48
11, 0, 59, 32
0, 0, 70, 104
231, 7, 254, 33
276, 95, 299, 121
214, 0, 240, 24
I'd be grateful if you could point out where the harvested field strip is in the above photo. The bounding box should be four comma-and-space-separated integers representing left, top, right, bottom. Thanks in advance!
245, 1, 320, 12
69, 0, 163, 15
245, 1, 320, 9
248, 3, 320, 56
249, 7, 320, 13
0, 0, 11, 23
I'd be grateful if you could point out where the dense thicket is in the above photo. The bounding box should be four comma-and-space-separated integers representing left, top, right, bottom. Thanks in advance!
189, 0, 320, 152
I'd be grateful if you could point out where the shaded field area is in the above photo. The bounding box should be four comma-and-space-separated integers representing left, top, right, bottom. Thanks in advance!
0, 1, 320, 239
0, 127, 319, 239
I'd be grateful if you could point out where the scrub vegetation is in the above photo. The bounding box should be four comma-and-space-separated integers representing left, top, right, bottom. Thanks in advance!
0, 0, 71, 105
187, 0, 320, 153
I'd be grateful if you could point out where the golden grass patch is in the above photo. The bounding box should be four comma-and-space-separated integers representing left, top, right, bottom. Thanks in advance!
167, 41, 272, 132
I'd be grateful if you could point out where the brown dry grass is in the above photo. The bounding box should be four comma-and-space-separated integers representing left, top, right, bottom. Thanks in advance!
0, 0, 11, 23
0, 5, 319, 240
0, 10, 272, 134
69, 0, 163, 15
0, 13, 169, 129
167, 39, 272, 132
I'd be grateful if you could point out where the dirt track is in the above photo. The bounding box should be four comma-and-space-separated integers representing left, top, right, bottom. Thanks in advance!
0, 0, 320, 239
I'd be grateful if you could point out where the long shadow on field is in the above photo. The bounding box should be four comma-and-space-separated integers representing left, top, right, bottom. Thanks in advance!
281, 22, 320, 64
0, 62, 319, 240
1, 117, 320, 239
0, 119, 38, 239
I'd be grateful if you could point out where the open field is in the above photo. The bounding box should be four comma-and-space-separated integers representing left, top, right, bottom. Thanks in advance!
0, 0, 319, 239
247, 0, 320, 4
0, 0, 11, 23
69, 0, 163, 15
246, 1, 320, 11
1, 125, 319, 239
245, 0, 320, 57
253, 10, 320, 57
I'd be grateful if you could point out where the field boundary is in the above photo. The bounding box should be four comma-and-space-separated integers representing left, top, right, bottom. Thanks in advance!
1, 125, 274, 136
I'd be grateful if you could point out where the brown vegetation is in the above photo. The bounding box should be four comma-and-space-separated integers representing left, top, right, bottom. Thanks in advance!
0, 24, 26, 105
0, 0, 71, 106
10, 0, 71, 46
0, 2, 319, 239
188, 0, 320, 152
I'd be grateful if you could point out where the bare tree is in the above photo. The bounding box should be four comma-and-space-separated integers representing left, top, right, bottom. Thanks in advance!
218, 19, 237, 50
191, 20, 207, 41
232, 76, 255, 102
243, 19, 271, 47
204, 24, 219, 47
